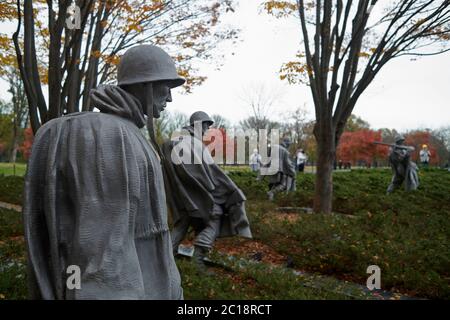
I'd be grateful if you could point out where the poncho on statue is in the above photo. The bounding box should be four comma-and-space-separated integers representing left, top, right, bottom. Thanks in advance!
387, 145, 419, 193
161, 127, 252, 239
22, 85, 182, 300
261, 143, 296, 192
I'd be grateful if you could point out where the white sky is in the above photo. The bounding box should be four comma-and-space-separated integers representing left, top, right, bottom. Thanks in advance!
1, 0, 449, 131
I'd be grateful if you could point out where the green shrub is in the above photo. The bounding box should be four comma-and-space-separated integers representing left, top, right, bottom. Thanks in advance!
228, 168, 450, 298
1, 168, 449, 299
0, 175, 24, 205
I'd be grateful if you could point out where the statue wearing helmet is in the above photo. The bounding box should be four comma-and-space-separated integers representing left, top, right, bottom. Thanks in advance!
189, 111, 214, 127
161, 111, 252, 273
386, 135, 419, 194
260, 136, 297, 201
23, 45, 185, 299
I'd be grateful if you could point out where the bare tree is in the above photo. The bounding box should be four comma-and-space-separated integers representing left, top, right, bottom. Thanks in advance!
266, 0, 450, 213
154, 109, 172, 145
344, 114, 370, 132
154, 110, 189, 143
166, 111, 189, 137
210, 114, 231, 129
238, 82, 284, 133
427, 131, 449, 166
379, 128, 400, 144
5, 66, 28, 163
433, 126, 450, 152
239, 116, 280, 133
281, 105, 309, 149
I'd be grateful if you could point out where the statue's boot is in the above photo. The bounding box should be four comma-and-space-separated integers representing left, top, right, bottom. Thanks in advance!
193, 245, 214, 275
386, 184, 394, 195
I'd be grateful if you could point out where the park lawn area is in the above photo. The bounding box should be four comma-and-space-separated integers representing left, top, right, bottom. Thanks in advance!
226, 168, 450, 299
0, 207, 359, 300
0, 163, 27, 177
0, 168, 449, 299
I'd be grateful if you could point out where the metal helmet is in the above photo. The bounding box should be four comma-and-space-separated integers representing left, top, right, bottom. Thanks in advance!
117, 45, 185, 88
395, 135, 405, 143
189, 111, 214, 126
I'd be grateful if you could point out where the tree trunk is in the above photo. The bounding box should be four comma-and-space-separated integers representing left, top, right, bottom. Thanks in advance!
9, 138, 19, 163
9, 118, 19, 163
313, 128, 336, 214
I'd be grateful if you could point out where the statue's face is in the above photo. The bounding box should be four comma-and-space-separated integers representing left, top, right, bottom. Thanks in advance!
152, 81, 172, 119
122, 82, 172, 119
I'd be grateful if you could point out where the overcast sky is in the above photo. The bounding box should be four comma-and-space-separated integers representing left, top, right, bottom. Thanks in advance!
1, 0, 449, 131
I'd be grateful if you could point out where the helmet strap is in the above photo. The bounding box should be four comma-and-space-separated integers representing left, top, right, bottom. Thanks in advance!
144, 82, 165, 162
144, 82, 154, 140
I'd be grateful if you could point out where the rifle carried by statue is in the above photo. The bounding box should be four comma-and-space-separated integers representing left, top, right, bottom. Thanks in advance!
373, 141, 414, 151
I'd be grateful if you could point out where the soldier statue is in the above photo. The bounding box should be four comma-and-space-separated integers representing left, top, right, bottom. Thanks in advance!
386, 135, 420, 194
261, 136, 296, 201
23, 45, 185, 299
162, 111, 252, 273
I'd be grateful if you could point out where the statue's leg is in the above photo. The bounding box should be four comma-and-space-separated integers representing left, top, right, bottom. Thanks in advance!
194, 214, 221, 249
386, 181, 394, 194
193, 215, 221, 273
387, 163, 405, 194
268, 180, 285, 200
387, 174, 400, 194
396, 176, 405, 191
267, 183, 275, 200
267, 190, 274, 201
274, 183, 286, 193
171, 215, 191, 255
286, 176, 296, 192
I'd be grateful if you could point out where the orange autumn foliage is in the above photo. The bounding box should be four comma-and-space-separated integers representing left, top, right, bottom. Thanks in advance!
405, 131, 440, 165
336, 129, 388, 165
20, 127, 34, 160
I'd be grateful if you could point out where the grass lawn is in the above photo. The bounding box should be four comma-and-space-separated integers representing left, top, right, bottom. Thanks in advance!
0, 208, 360, 300
0, 168, 449, 299
0, 163, 27, 177
227, 168, 450, 299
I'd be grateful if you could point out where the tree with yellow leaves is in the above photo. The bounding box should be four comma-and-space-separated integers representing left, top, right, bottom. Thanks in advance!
6, 0, 238, 133
0, 1, 18, 77
265, 0, 450, 213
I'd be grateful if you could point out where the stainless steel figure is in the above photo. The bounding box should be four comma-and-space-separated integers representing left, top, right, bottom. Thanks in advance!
23, 45, 185, 299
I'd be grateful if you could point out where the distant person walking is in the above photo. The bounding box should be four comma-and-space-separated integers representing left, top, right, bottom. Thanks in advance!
419, 144, 431, 167
249, 149, 262, 172
296, 149, 308, 172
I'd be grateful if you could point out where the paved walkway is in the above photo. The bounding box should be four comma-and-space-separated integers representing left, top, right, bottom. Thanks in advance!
0, 201, 21, 212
